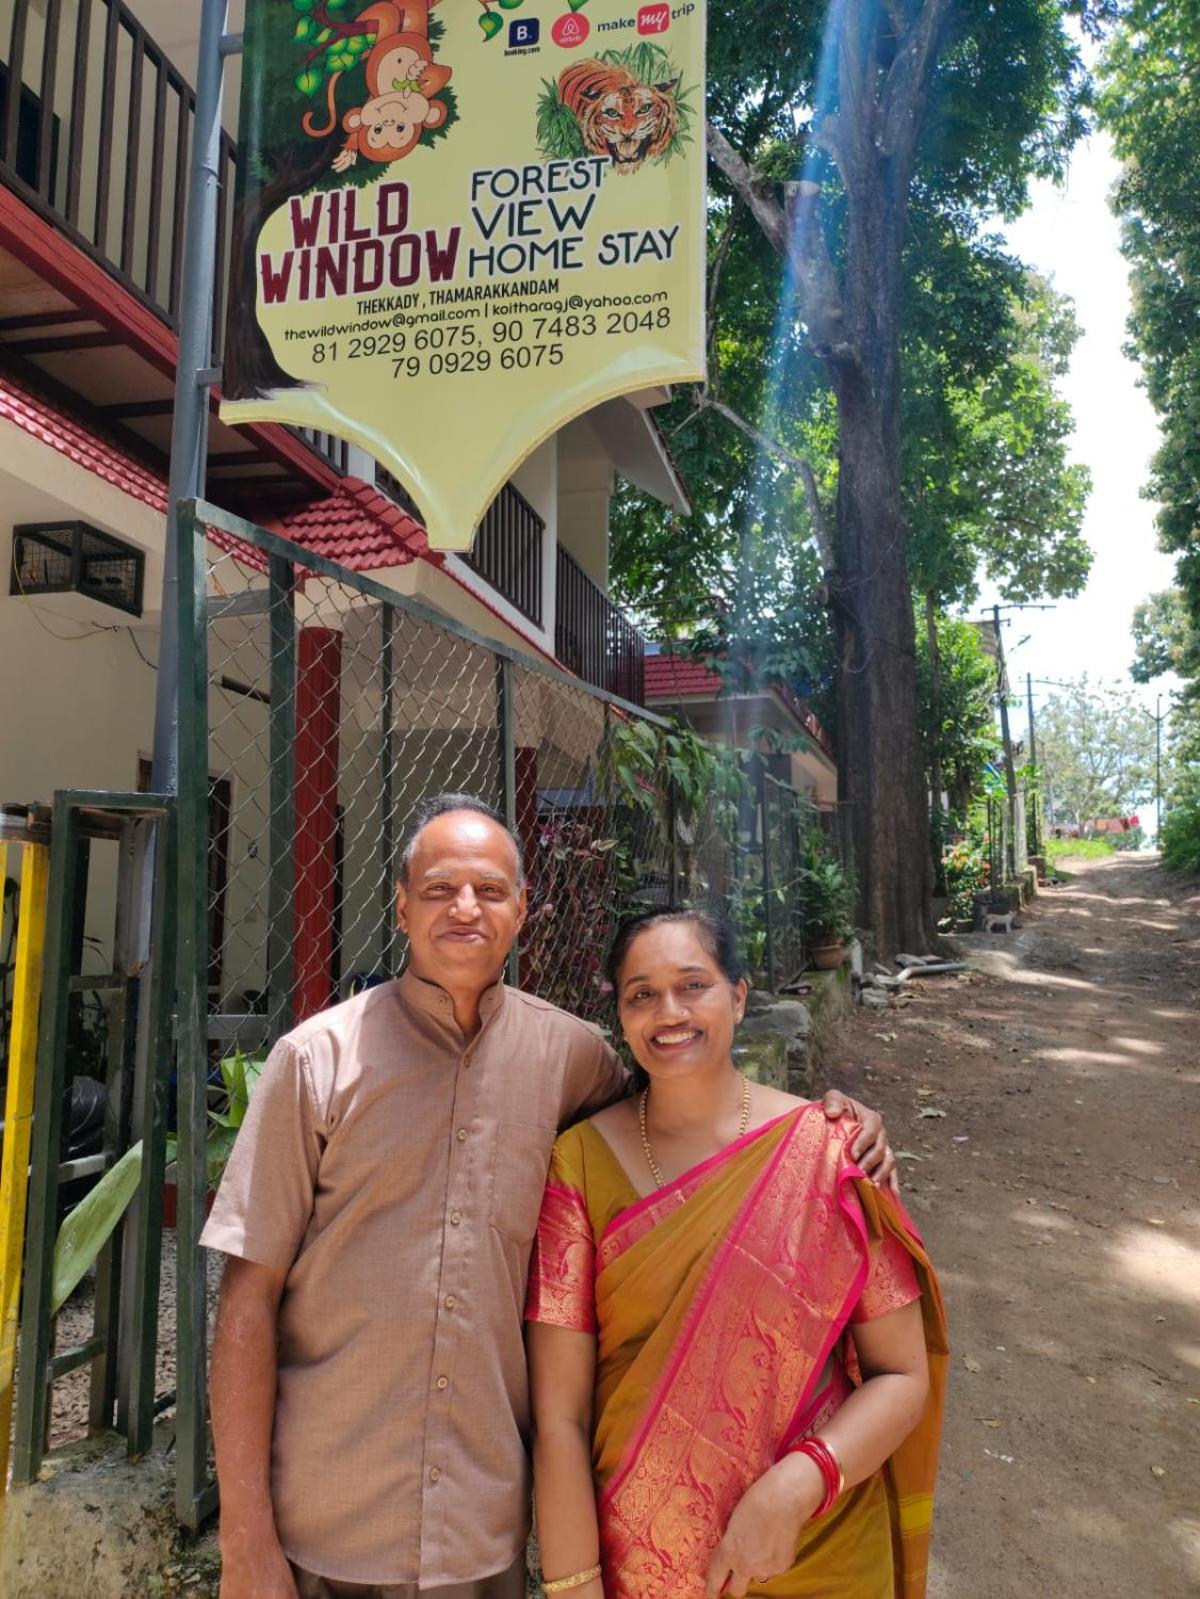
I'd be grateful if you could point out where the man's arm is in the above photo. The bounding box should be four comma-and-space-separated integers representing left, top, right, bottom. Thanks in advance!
820, 1091, 898, 1193
211, 1256, 298, 1599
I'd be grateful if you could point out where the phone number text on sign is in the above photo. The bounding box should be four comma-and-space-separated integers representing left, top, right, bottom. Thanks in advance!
306, 304, 675, 381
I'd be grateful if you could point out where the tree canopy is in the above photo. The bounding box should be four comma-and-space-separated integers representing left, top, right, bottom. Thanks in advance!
612, 0, 1102, 952
1100, 2, 1200, 685
1038, 676, 1156, 828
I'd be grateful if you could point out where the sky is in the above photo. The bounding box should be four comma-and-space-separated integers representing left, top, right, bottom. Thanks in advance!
972, 127, 1182, 734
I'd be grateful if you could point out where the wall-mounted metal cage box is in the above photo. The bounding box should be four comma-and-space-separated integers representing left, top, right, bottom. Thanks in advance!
10, 521, 145, 617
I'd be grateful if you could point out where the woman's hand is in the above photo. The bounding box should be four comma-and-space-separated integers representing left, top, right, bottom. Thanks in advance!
703, 1453, 824, 1598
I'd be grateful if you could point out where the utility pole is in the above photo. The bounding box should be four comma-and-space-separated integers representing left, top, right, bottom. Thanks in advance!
981, 603, 1054, 881
992, 606, 1018, 881
993, 606, 1017, 801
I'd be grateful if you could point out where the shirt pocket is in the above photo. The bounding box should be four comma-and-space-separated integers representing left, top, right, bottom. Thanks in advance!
488, 1119, 557, 1247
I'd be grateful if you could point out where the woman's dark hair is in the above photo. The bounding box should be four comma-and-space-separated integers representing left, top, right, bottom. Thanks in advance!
605, 907, 746, 995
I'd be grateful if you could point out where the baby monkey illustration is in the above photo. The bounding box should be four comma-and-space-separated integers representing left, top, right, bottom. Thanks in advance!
303, 0, 451, 171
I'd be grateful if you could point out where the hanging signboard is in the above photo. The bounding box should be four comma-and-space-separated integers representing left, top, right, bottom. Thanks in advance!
221, 0, 707, 550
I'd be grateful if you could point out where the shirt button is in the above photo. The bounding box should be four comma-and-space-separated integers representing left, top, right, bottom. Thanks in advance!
429, 1466, 442, 1483
435, 1375, 449, 1390
456, 1128, 468, 1143
450, 1211, 462, 1226
444, 1295, 457, 1310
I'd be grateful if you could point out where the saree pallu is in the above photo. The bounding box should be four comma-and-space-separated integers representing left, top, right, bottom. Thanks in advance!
526, 1106, 948, 1599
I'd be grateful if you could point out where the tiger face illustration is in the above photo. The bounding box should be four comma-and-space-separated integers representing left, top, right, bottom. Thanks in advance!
559, 60, 681, 175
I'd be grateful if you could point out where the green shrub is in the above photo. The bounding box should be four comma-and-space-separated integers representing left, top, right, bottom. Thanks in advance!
1161, 799, 1200, 875
941, 840, 990, 926
1045, 836, 1116, 864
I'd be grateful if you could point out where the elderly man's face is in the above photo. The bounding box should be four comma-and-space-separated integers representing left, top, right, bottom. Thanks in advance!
396, 811, 526, 989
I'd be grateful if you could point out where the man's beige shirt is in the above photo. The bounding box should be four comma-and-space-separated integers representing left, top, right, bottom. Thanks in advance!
201, 971, 626, 1587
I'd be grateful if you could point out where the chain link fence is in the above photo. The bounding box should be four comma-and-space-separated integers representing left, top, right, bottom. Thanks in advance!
198, 532, 685, 1046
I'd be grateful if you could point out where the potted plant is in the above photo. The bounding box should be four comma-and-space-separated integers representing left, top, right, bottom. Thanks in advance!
163, 1048, 265, 1227
801, 855, 856, 970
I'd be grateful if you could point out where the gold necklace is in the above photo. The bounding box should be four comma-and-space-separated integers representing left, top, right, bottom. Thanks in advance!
638, 1072, 752, 1190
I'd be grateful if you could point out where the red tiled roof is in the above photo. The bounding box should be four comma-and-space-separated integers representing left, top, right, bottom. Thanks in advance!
0, 368, 168, 514
644, 653, 724, 698
0, 369, 429, 575
645, 651, 835, 759
270, 476, 433, 573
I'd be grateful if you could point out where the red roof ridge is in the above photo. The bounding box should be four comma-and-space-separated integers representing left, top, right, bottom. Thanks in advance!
645, 648, 835, 759
0, 367, 168, 515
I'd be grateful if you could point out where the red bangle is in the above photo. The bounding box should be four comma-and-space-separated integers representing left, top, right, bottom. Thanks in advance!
786, 1436, 845, 1518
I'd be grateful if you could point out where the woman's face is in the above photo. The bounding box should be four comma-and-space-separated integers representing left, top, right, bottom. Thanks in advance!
615, 920, 748, 1080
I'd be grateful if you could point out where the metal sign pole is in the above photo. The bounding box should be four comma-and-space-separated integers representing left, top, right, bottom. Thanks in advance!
151, 0, 230, 796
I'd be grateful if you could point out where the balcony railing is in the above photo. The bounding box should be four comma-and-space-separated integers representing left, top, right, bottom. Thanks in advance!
375, 467, 546, 631
0, 0, 346, 476
556, 545, 646, 706
464, 483, 544, 628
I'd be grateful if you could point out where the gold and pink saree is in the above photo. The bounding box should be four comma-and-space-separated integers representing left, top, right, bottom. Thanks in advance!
526, 1105, 948, 1599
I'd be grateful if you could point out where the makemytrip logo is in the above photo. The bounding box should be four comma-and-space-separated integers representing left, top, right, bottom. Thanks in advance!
638, 4, 670, 33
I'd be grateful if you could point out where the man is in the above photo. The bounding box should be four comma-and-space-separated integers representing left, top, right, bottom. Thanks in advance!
205, 794, 896, 1599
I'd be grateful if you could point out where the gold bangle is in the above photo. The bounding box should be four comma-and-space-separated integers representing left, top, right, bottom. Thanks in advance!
543, 1565, 602, 1593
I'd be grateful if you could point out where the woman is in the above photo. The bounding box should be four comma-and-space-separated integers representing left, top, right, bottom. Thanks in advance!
525, 909, 947, 1599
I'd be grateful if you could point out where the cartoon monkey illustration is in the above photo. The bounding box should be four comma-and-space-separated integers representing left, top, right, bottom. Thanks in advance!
302, 0, 451, 172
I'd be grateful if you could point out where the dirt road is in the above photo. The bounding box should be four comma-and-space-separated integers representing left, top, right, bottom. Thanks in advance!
834, 852, 1200, 1597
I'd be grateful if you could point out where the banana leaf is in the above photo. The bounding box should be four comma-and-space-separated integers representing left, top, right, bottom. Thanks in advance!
51, 1140, 143, 1314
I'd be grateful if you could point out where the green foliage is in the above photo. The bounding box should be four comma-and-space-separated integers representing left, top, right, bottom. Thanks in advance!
166, 1048, 265, 1188
1130, 589, 1200, 689
1045, 835, 1117, 864
915, 609, 998, 808
1160, 799, 1200, 876
905, 269, 1093, 612
51, 1141, 143, 1314
612, 6, 1098, 704
1100, 3, 1200, 705
941, 839, 991, 927
799, 849, 855, 945
1038, 677, 1156, 830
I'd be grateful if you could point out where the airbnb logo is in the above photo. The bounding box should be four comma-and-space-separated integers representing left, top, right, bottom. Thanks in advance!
552, 12, 591, 46
638, 4, 670, 33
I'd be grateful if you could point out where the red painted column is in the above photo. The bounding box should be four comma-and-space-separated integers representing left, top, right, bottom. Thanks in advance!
293, 627, 343, 1022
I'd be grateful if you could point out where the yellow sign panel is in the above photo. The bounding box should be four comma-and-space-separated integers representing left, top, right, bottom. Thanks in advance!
222, 0, 707, 550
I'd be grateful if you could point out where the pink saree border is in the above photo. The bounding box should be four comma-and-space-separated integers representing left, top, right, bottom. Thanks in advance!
596, 1109, 801, 1272
526, 1180, 597, 1333
599, 1104, 861, 1513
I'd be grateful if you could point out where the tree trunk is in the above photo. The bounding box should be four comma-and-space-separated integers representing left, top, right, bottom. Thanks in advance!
822, 110, 933, 957
832, 375, 934, 956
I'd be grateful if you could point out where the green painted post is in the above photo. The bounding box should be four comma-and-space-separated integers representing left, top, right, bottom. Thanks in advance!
267, 553, 296, 1043
174, 501, 214, 1529
125, 805, 175, 1457
11, 796, 81, 1483
89, 821, 136, 1435
497, 657, 519, 986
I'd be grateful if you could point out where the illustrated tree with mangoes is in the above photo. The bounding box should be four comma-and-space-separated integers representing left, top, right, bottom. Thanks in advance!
291, 0, 374, 99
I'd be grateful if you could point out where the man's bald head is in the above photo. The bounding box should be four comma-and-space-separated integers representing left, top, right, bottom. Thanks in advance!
398, 793, 524, 887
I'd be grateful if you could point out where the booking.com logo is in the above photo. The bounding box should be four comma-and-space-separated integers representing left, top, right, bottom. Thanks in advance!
638, 4, 670, 32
